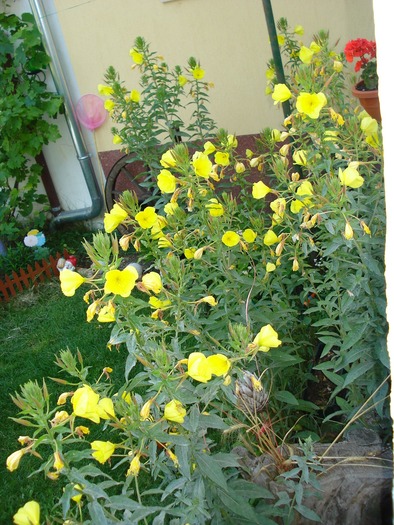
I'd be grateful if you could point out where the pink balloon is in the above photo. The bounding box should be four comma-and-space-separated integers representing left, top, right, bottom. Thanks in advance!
76, 94, 107, 130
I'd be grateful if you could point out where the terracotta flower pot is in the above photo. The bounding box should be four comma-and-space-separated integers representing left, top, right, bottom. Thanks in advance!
352, 82, 381, 122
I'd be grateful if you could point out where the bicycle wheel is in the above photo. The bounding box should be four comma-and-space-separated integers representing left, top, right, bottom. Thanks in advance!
104, 153, 152, 212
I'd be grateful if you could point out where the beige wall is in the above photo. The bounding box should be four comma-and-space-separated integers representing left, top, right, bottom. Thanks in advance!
53, 0, 376, 153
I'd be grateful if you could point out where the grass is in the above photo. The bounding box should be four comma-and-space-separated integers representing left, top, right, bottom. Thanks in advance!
0, 280, 118, 523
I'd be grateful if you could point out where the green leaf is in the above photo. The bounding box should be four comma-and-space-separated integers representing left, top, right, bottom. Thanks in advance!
216, 487, 264, 524
341, 325, 366, 352
194, 452, 228, 490
342, 361, 375, 388
125, 353, 137, 381
87, 501, 110, 525
275, 390, 299, 406
295, 503, 321, 522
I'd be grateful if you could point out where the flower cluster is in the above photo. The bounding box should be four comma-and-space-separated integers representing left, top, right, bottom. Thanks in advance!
344, 38, 378, 90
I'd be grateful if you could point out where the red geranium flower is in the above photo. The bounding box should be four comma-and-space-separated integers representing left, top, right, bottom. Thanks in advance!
344, 38, 378, 90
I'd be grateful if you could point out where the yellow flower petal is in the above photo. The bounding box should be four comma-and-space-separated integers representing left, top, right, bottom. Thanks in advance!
222, 231, 240, 247
206, 354, 231, 376
59, 269, 85, 297
164, 399, 186, 423
91, 441, 116, 464
252, 181, 271, 199
104, 267, 138, 297
13, 501, 40, 525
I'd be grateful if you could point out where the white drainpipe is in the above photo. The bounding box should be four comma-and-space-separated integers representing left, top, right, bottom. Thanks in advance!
28, 0, 103, 226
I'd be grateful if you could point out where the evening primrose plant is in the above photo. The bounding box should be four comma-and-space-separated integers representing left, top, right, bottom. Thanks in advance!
7, 22, 388, 525
99, 36, 217, 187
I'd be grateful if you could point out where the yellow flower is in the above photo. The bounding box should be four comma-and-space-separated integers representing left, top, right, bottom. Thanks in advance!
127, 454, 141, 476
270, 197, 286, 218
199, 295, 218, 306
265, 67, 275, 80
86, 300, 99, 322
333, 60, 343, 72
292, 150, 307, 166
6, 449, 26, 472
204, 141, 216, 154
184, 248, 196, 259
149, 297, 171, 309
164, 399, 186, 423
252, 180, 271, 199
299, 46, 314, 64
292, 258, 300, 272
271, 128, 281, 142
164, 202, 179, 216
294, 25, 304, 35
205, 198, 224, 217
310, 41, 321, 53
206, 354, 231, 376
158, 237, 172, 249
91, 441, 116, 464
365, 133, 380, 148
130, 89, 140, 103
253, 324, 282, 352
222, 231, 240, 247
130, 48, 143, 64
59, 269, 85, 297
135, 207, 158, 229
214, 151, 230, 166
142, 272, 162, 294
104, 202, 128, 233
263, 229, 279, 246
360, 116, 378, 135
344, 222, 354, 240
104, 266, 139, 297
187, 352, 230, 382
338, 166, 364, 189
104, 99, 115, 112
266, 262, 276, 273
157, 169, 176, 193
323, 130, 338, 142
160, 150, 177, 168
272, 84, 292, 105
72, 385, 113, 424
192, 66, 205, 80
242, 229, 257, 243
113, 134, 122, 145
51, 411, 69, 426
187, 352, 212, 382
121, 391, 132, 404
361, 220, 371, 235
71, 484, 84, 503
178, 75, 188, 87
235, 161, 246, 173
57, 391, 72, 405
140, 399, 153, 420
279, 143, 291, 157
290, 180, 314, 213
53, 451, 64, 471
97, 302, 116, 322
192, 151, 213, 178
13, 501, 40, 525
75, 425, 90, 436
277, 34, 285, 46
97, 84, 113, 96
296, 92, 327, 119
167, 449, 179, 467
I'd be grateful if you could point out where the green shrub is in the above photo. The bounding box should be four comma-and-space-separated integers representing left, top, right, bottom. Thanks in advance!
6, 23, 388, 525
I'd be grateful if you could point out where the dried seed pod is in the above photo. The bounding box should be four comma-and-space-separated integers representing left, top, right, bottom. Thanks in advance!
235, 371, 269, 414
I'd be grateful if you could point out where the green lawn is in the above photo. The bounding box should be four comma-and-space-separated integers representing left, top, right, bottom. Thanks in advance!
0, 280, 116, 523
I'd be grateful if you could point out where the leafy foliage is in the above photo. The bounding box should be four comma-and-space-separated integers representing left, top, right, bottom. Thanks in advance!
0, 11, 63, 242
